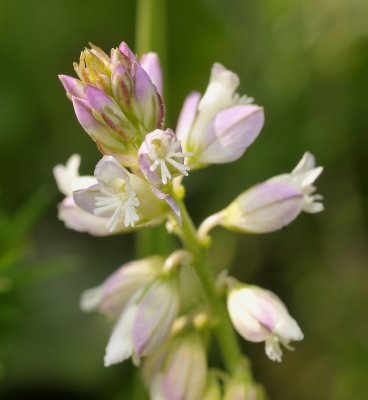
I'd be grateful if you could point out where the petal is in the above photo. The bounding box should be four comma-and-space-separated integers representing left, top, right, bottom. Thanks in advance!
84, 84, 118, 112
59, 75, 85, 99
227, 288, 269, 342
224, 182, 304, 233
152, 188, 181, 223
53, 154, 81, 196
176, 91, 201, 147
292, 151, 316, 175
104, 304, 137, 366
198, 105, 264, 164
140, 52, 164, 97
73, 184, 101, 215
132, 280, 179, 356
198, 63, 240, 114
94, 155, 130, 189
81, 256, 163, 316
119, 42, 136, 62
71, 96, 101, 133
58, 196, 110, 236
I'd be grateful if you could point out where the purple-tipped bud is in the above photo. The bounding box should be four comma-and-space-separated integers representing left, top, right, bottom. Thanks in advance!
144, 329, 208, 400
227, 282, 304, 362
140, 52, 164, 98
59, 42, 165, 161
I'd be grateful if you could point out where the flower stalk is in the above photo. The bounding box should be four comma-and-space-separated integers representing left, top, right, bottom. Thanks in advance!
174, 194, 242, 374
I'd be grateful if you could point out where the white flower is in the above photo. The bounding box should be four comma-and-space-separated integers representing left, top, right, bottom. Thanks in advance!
138, 129, 192, 186
197, 152, 323, 238
176, 63, 264, 169
227, 283, 304, 362
73, 155, 169, 233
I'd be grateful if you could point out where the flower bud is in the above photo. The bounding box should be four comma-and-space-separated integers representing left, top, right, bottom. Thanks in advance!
80, 256, 163, 317
176, 63, 264, 169
227, 282, 304, 362
59, 42, 164, 166
53, 154, 113, 236
104, 274, 180, 366
198, 152, 323, 237
143, 329, 207, 400
73, 156, 169, 233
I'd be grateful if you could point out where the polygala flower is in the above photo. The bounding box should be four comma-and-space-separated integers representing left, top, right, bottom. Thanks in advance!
176, 63, 264, 169
198, 152, 323, 237
227, 281, 304, 362
53, 154, 112, 236
73, 156, 169, 233
59, 42, 164, 167
104, 273, 180, 366
138, 128, 192, 186
80, 256, 163, 317
143, 328, 207, 400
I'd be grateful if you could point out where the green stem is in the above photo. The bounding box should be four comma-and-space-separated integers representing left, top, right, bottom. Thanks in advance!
176, 196, 242, 374
135, 0, 171, 258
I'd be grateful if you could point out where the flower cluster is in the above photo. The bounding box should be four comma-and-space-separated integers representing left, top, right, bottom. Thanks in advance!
55, 41, 323, 399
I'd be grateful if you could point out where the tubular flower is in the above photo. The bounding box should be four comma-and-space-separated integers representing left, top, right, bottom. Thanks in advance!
53, 154, 112, 236
176, 63, 264, 169
198, 152, 323, 237
143, 328, 208, 400
227, 282, 304, 362
104, 274, 180, 366
73, 156, 169, 233
80, 256, 163, 317
59, 42, 164, 167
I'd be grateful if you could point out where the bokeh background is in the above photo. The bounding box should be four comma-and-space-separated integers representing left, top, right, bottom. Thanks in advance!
1, 0, 368, 399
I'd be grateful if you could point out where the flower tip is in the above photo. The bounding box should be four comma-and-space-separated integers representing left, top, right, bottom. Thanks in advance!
80, 287, 102, 312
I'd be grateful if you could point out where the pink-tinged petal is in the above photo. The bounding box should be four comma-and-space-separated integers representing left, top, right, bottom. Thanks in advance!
58, 196, 110, 236
73, 184, 101, 214
119, 42, 136, 62
176, 91, 201, 146
224, 182, 304, 233
140, 52, 163, 97
132, 280, 179, 356
138, 142, 163, 186
199, 105, 264, 164
94, 155, 130, 188
84, 84, 122, 115
163, 333, 207, 400
72, 96, 101, 132
152, 188, 181, 223
133, 61, 157, 103
59, 75, 85, 99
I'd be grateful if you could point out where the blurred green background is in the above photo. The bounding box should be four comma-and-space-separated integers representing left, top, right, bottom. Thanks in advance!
1, 0, 368, 399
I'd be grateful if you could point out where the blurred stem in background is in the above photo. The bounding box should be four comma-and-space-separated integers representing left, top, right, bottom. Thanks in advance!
135, 0, 173, 258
